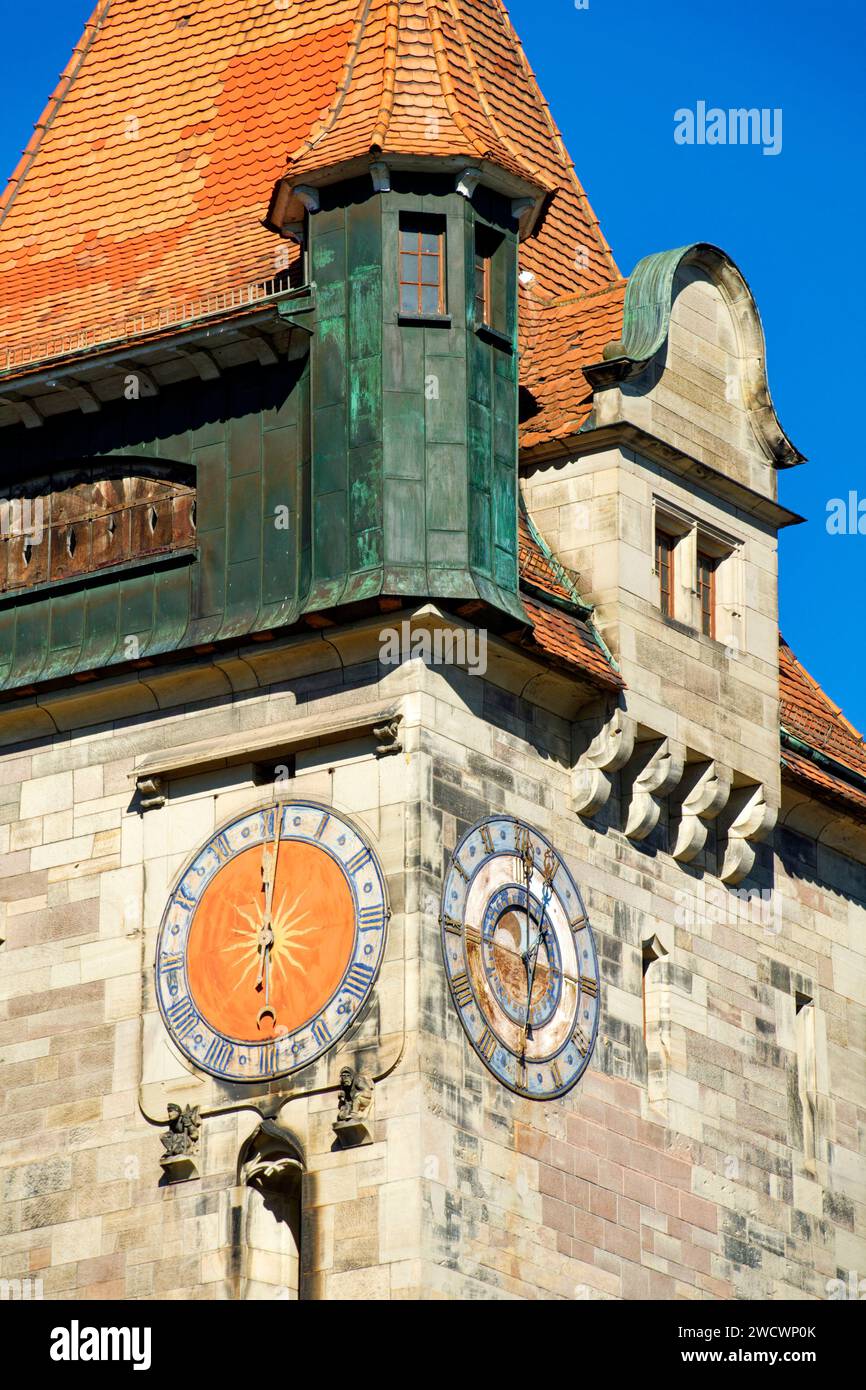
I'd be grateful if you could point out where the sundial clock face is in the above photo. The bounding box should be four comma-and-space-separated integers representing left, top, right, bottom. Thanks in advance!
155, 802, 388, 1083
440, 816, 600, 1099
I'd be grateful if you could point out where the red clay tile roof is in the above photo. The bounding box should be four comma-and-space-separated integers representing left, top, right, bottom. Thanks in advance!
517, 504, 623, 691
521, 595, 624, 691
780, 638, 866, 819
519, 281, 627, 455
0, 0, 620, 379
518, 506, 580, 605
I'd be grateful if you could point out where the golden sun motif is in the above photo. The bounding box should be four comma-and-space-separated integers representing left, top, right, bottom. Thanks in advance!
223, 887, 319, 994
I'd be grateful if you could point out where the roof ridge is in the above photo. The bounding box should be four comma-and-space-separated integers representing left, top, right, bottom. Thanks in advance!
288, 0, 377, 168
0, 0, 111, 227
430, 0, 542, 176
492, 0, 620, 288
371, 0, 401, 148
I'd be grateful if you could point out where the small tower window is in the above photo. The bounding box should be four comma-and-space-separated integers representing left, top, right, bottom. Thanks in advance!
697, 550, 718, 638
399, 214, 446, 316
656, 529, 675, 618
473, 223, 506, 333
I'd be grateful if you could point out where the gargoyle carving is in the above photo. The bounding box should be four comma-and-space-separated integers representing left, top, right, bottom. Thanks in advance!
159, 1104, 201, 1181
573, 707, 636, 819
671, 761, 731, 862
625, 738, 685, 841
333, 1067, 374, 1148
719, 784, 778, 885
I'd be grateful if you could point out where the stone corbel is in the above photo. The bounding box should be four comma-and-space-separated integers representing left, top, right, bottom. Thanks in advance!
373, 719, 402, 757
370, 160, 391, 192
292, 185, 320, 213
719, 784, 778, 885
671, 761, 732, 862
573, 707, 636, 819
137, 775, 166, 811
625, 738, 685, 841
456, 167, 483, 199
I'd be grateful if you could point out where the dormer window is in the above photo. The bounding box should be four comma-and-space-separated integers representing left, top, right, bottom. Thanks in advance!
399, 214, 446, 317
654, 499, 740, 645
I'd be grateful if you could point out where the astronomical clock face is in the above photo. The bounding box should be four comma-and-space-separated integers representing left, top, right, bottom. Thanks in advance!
155, 802, 388, 1083
440, 816, 600, 1099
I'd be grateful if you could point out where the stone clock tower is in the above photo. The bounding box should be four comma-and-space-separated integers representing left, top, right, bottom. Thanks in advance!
0, 0, 864, 1303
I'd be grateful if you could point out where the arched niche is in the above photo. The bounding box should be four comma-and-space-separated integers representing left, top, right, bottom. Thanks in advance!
235, 1120, 305, 1301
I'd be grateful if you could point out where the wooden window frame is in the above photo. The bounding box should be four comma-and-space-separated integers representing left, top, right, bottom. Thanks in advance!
474, 245, 491, 328
398, 216, 446, 318
656, 528, 675, 619
697, 550, 718, 639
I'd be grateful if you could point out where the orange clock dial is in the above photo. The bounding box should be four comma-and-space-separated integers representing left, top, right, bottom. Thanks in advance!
186, 840, 355, 1042
155, 802, 389, 1082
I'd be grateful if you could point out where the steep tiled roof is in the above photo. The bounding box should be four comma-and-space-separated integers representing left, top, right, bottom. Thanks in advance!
780, 639, 866, 819
0, 0, 619, 378
517, 503, 623, 691
519, 281, 627, 455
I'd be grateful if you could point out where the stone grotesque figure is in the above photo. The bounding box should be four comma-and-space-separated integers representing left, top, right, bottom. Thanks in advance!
161, 1103, 200, 1156
333, 1067, 374, 1147
160, 1104, 201, 1179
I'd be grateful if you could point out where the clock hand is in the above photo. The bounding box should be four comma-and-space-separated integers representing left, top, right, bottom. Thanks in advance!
256, 810, 281, 1028
522, 850, 558, 1043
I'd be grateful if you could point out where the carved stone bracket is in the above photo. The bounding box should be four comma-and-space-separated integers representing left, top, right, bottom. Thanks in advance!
719, 784, 778, 885
333, 1068, 374, 1149
137, 775, 166, 811
373, 719, 402, 758
625, 738, 686, 841
671, 761, 732, 862
573, 707, 636, 819
369, 160, 391, 193
159, 1103, 200, 1183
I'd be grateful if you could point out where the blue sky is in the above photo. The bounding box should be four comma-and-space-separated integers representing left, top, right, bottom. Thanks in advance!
1, 0, 863, 724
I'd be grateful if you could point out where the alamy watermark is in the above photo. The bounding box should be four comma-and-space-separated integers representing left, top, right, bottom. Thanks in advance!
675, 102, 783, 157
379, 621, 487, 676
826, 493, 866, 535
0, 497, 44, 545
675, 882, 782, 937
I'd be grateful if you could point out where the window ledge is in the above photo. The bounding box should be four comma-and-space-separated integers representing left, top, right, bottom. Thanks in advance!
396, 312, 452, 328
476, 323, 514, 351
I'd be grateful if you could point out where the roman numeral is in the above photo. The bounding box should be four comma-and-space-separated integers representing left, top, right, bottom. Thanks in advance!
204, 1037, 234, 1072
480, 824, 494, 855
167, 996, 198, 1040
451, 857, 469, 884
551, 1060, 564, 1090
176, 879, 198, 909
442, 914, 463, 936
258, 1043, 277, 1076
464, 924, 482, 947
346, 848, 371, 874
580, 975, 598, 997
451, 972, 473, 1008
570, 914, 589, 932
572, 1024, 590, 1057
343, 961, 375, 1000
312, 1017, 331, 1048
478, 1027, 497, 1061
315, 813, 330, 840
159, 953, 184, 974
210, 832, 232, 864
